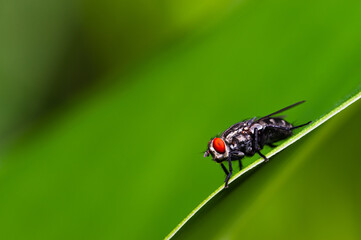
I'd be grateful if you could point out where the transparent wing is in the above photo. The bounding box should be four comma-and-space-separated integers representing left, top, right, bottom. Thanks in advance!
258, 101, 305, 121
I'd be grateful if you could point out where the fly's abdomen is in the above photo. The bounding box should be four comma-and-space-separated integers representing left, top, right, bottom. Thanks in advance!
258, 117, 293, 144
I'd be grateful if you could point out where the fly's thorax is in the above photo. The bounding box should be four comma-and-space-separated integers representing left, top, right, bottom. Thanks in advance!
224, 123, 261, 143
224, 123, 261, 154
208, 137, 230, 162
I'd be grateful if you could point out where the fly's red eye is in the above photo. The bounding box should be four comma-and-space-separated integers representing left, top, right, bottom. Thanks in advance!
213, 138, 225, 153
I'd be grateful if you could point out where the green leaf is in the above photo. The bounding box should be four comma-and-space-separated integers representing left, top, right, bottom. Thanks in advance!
0, 0, 361, 239
167, 92, 361, 239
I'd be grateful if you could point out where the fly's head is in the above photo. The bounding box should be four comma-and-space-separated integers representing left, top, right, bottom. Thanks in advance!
204, 137, 229, 163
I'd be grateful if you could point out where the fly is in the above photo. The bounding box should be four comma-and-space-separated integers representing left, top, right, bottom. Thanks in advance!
204, 101, 311, 188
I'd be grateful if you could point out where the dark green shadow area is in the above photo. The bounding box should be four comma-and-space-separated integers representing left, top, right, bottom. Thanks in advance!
172, 94, 361, 240
0, 0, 361, 239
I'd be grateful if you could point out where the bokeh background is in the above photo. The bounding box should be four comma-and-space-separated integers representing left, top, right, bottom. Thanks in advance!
0, 0, 361, 239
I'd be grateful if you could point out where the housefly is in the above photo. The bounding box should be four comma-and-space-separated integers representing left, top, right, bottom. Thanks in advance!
204, 101, 311, 188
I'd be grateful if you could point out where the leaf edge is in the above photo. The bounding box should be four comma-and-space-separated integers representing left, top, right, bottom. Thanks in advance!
165, 91, 361, 240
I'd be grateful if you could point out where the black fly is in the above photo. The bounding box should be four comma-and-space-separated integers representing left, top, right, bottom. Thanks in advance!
204, 101, 311, 188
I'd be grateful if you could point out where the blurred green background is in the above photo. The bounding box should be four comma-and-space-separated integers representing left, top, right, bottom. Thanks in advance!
0, 0, 361, 239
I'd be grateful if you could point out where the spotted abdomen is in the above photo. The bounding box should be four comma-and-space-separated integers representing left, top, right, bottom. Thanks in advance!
258, 117, 293, 128
257, 117, 293, 144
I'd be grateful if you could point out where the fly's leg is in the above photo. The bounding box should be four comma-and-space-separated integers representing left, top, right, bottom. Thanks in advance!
253, 128, 261, 151
220, 163, 229, 176
254, 128, 269, 162
257, 150, 269, 162
224, 157, 233, 188
238, 160, 242, 171
231, 151, 244, 171
290, 121, 312, 130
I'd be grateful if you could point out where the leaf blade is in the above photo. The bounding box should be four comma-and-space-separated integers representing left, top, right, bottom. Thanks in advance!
166, 91, 361, 239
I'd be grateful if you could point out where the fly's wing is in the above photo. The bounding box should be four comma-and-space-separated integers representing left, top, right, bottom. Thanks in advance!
222, 101, 305, 138
258, 101, 305, 121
